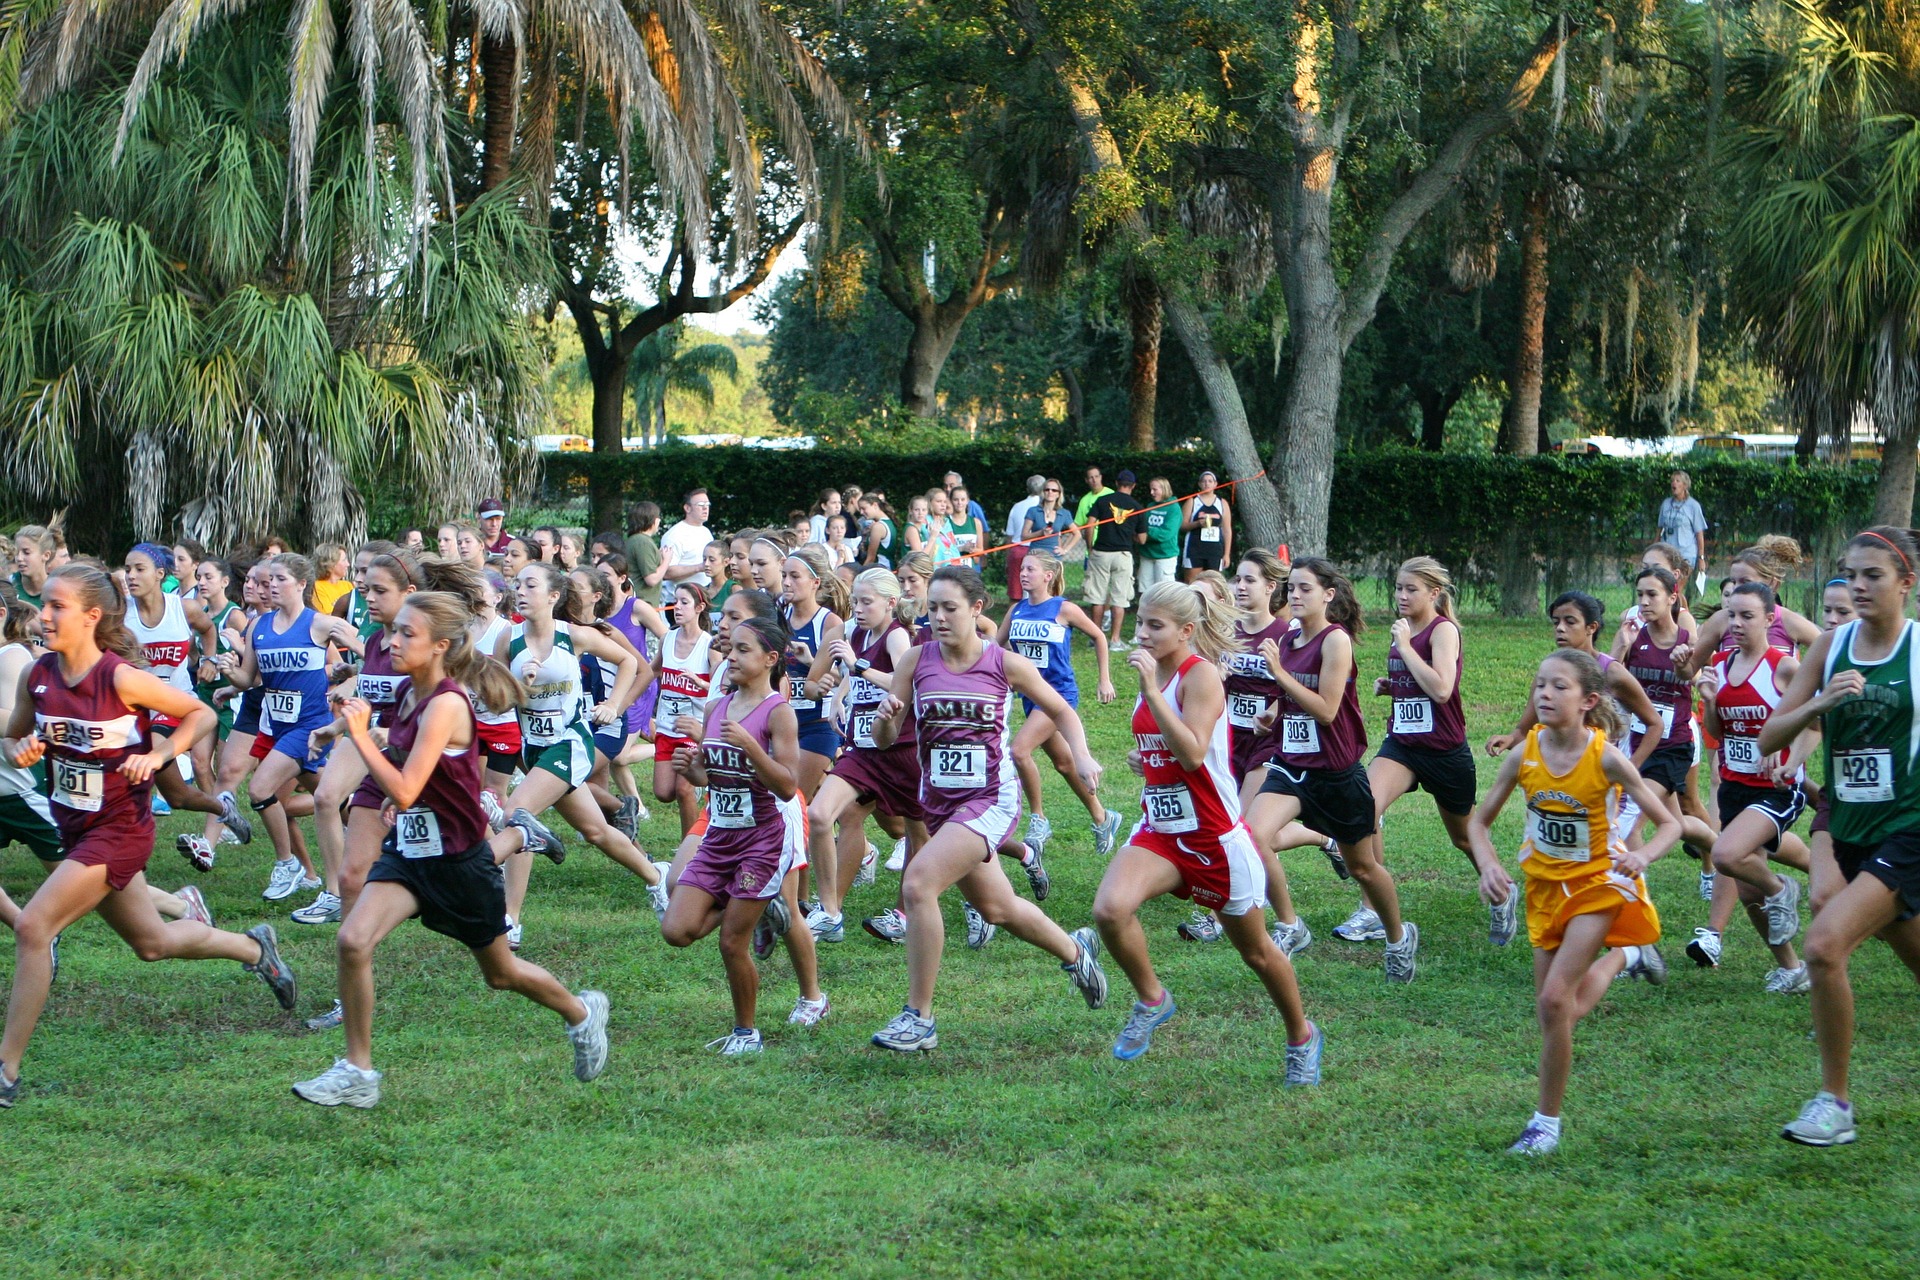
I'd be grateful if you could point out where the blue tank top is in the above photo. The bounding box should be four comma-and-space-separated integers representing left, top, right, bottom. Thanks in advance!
784, 606, 830, 727
251, 608, 331, 733
1006, 596, 1076, 700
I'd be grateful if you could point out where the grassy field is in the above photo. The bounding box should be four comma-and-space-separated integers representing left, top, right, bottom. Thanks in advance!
3, 615, 1918, 1278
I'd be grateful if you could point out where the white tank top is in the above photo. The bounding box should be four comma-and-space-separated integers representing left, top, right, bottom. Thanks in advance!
125, 593, 193, 692
654, 628, 715, 737
0, 643, 40, 797
471, 616, 516, 726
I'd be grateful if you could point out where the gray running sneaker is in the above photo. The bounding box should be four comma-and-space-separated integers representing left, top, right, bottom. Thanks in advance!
1321, 838, 1351, 880
1064, 926, 1109, 1009
1686, 927, 1722, 968
1764, 875, 1803, 946
1698, 869, 1716, 902
244, 924, 298, 1010
1507, 1122, 1560, 1156
291, 1058, 381, 1108
1022, 845, 1051, 901
1623, 943, 1668, 986
508, 808, 566, 864
963, 902, 996, 950
262, 857, 303, 901
807, 907, 845, 943
1781, 1091, 1857, 1146
1178, 910, 1222, 943
568, 990, 610, 1081
1383, 921, 1420, 984
0, 1064, 18, 1109
1489, 893, 1518, 947
291, 891, 342, 925
1765, 965, 1812, 995
853, 845, 878, 889
1092, 809, 1122, 858
176, 885, 214, 927
1333, 905, 1386, 942
612, 795, 641, 841
1112, 993, 1177, 1061
177, 832, 215, 873
1024, 813, 1054, 863
305, 999, 345, 1032
480, 788, 507, 833
1284, 1022, 1324, 1088
217, 791, 254, 845
706, 1028, 765, 1056
870, 1006, 937, 1052
1271, 917, 1313, 959
646, 863, 671, 917
863, 908, 907, 944
754, 896, 790, 961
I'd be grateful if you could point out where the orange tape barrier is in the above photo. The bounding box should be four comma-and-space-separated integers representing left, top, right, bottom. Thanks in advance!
957, 469, 1273, 561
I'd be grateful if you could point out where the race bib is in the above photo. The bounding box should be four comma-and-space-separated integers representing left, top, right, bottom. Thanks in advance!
1392, 697, 1434, 736
1526, 810, 1591, 860
1722, 735, 1763, 774
710, 787, 755, 829
655, 695, 694, 736
396, 807, 444, 859
788, 676, 817, 712
1015, 642, 1050, 670
1227, 693, 1266, 730
265, 689, 302, 725
930, 744, 987, 790
360, 674, 405, 708
851, 711, 878, 750
1143, 784, 1198, 834
1630, 703, 1677, 740
1281, 714, 1320, 756
524, 710, 563, 743
52, 758, 103, 812
1834, 748, 1895, 803
1200, 524, 1221, 543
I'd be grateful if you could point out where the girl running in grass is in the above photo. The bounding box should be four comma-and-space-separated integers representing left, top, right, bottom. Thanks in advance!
1618, 566, 1722, 883
471, 569, 523, 803
183, 556, 243, 829
1803, 579, 1853, 917
1468, 648, 1678, 1157
867, 565, 1108, 1052
1760, 527, 1920, 1147
292, 591, 609, 1107
185, 558, 273, 866
649, 582, 719, 835
1693, 581, 1813, 990
1090, 581, 1323, 1081
0, 565, 297, 1108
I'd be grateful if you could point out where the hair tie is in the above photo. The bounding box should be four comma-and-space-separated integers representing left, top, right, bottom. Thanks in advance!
784, 552, 820, 581
1826, 577, 1848, 588
131, 542, 174, 574
1862, 530, 1912, 573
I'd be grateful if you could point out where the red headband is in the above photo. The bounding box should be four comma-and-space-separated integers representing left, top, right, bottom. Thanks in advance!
1862, 530, 1912, 573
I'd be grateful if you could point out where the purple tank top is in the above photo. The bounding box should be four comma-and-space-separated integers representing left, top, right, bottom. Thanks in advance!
383, 678, 488, 857
846, 622, 915, 751
913, 641, 1012, 811
358, 628, 406, 726
1387, 616, 1466, 750
1274, 623, 1367, 771
1223, 617, 1292, 769
700, 689, 787, 855
1625, 625, 1694, 749
607, 598, 653, 735
1714, 612, 1796, 657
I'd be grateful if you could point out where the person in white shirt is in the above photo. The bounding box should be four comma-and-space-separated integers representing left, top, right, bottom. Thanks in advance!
659, 488, 714, 606
1005, 475, 1046, 587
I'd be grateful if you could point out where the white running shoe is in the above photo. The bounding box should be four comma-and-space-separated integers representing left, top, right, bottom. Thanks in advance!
177, 833, 216, 873
863, 907, 907, 943
807, 907, 845, 943
870, 1006, 937, 1052
217, 827, 243, 847
568, 990, 610, 1081
1284, 1022, 1324, 1088
1178, 910, 1222, 943
305, 999, 344, 1031
1489, 893, 1518, 947
853, 844, 878, 889
1507, 1122, 1560, 1156
1764, 964, 1812, 995
216, 791, 254, 845
1063, 926, 1108, 1009
1271, 917, 1313, 959
1698, 869, 1716, 902
885, 839, 907, 873
1092, 809, 1122, 858
1025, 813, 1054, 863
293, 874, 322, 896
291, 891, 342, 925
1383, 921, 1419, 983
1781, 1091, 1857, 1146
1686, 927, 1722, 968
261, 857, 303, 901
479, 789, 506, 834
1763, 875, 1803, 946
176, 885, 213, 927
788, 994, 831, 1027
706, 1028, 764, 1056
646, 863, 671, 917
292, 1058, 382, 1108
505, 915, 523, 951
1622, 943, 1669, 985
1333, 905, 1386, 942
963, 902, 996, 950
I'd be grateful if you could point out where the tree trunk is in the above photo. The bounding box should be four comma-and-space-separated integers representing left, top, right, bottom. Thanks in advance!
479, 34, 518, 193
1501, 182, 1549, 456
1496, 526, 1539, 617
900, 311, 966, 416
1874, 421, 1920, 527
1271, 151, 1346, 556
1417, 386, 1459, 450
1126, 272, 1161, 449
1162, 292, 1286, 551
589, 352, 628, 532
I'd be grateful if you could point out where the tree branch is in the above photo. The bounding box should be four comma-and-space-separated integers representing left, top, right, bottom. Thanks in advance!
615, 214, 808, 352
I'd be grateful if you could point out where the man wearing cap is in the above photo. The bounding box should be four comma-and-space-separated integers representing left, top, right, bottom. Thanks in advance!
478, 498, 511, 554
1084, 469, 1144, 651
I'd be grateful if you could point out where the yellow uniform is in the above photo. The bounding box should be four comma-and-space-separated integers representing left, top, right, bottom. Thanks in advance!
1517, 725, 1661, 951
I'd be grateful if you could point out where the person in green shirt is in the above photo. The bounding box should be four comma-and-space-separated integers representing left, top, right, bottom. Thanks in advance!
1135, 475, 1182, 599
1073, 465, 1113, 528
623, 501, 666, 598
9, 524, 55, 608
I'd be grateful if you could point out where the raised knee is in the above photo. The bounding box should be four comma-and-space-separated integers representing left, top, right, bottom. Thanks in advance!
1803, 929, 1848, 972
132, 940, 169, 963
336, 930, 376, 968
1090, 895, 1130, 932
483, 966, 517, 991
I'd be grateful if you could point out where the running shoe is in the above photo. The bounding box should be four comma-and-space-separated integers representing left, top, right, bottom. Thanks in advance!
885, 839, 907, 872
1112, 993, 1177, 1061
1333, 905, 1386, 942
800, 898, 822, 919
176, 885, 213, 927
646, 863, 671, 917
707, 1027, 764, 1056
1686, 927, 1722, 968
218, 827, 243, 847
1507, 1122, 1560, 1157
1109, 638, 1131, 653
244, 924, 298, 1010
1622, 944, 1669, 985
216, 790, 254, 845
261, 857, 303, 901
853, 844, 878, 889
292, 1058, 382, 1109
152, 792, 172, 816
291, 891, 342, 925
612, 795, 641, 841
1092, 809, 1122, 858
963, 902, 996, 950
1022, 844, 1051, 902
305, 1000, 344, 1032
1765, 965, 1812, 995
1321, 838, 1351, 880
1025, 813, 1054, 864
807, 907, 845, 943
863, 908, 907, 943
568, 990, 610, 1081
1383, 921, 1420, 984
753, 896, 790, 961
479, 789, 506, 834
0, 1065, 17, 1109
48, 932, 59, 983
1764, 875, 1803, 946
1284, 1022, 1324, 1088
293, 873, 322, 896
788, 994, 831, 1027
1178, 910, 1222, 943
1489, 893, 1518, 947
1271, 917, 1313, 959
508, 808, 566, 864
871, 1006, 938, 1052
505, 915, 523, 951
177, 832, 216, 873
1698, 869, 1716, 902
1064, 926, 1109, 1009
1781, 1091, 1857, 1146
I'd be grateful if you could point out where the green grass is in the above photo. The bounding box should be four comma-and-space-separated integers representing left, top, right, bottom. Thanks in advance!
4, 616, 1918, 1278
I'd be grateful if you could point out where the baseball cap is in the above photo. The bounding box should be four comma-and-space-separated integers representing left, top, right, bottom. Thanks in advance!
478, 498, 505, 518
1115, 469, 1136, 485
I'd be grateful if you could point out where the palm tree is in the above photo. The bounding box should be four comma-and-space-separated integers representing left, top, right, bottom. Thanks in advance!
624, 324, 739, 446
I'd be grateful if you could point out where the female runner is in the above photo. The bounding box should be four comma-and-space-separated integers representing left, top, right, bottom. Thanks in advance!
1246, 559, 1421, 982
867, 565, 1108, 1052
1467, 648, 1677, 1156
185, 558, 272, 865
1801, 578, 1854, 916
291, 590, 609, 1106
566, 565, 652, 838
777, 544, 848, 899
663, 614, 826, 1053
1089, 581, 1323, 1082
1694, 581, 1813, 989
330, 541, 400, 643
11, 524, 54, 608
183, 556, 243, 816
650, 582, 719, 834
0, 565, 296, 1108
1760, 527, 1920, 1146
1618, 567, 1721, 880
1000, 549, 1120, 877
596, 554, 660, 834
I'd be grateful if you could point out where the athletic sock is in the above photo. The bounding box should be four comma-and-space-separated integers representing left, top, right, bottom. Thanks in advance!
1531, 1112, 1562, 1138
1287, 1021, 1316, 1048
1619, 945, 1643, 969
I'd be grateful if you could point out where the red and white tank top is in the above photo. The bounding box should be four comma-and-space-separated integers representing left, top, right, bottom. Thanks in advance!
125, 593, 193, 693
653, 627, 715, 738
1133, 654, 1239, 838
1714, 646, 1794, 786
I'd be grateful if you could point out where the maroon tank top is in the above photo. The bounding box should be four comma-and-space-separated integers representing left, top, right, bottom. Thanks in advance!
1625, 625, 1694, 750
1274, 623, 1367, 771
1223, 617, 1293, 768
1387, 616, 1466, 750
382, 677, 489, 857
701, 689, 788, 856
358, 628, 406, 726
846, 622, 915, 751
32, 650, 152, 843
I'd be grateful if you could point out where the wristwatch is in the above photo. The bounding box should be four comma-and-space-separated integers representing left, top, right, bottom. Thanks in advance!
853, 659, 872, 674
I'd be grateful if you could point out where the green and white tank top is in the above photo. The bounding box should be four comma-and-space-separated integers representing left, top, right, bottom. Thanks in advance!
508, 621, 584, 747
0, 642, 45, 797
1822, 619, 1920, 845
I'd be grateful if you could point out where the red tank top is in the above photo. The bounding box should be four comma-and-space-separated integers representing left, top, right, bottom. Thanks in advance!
1133, 654, 1240, 838
31, 651, 152, 841
383, 677, 489, 856
1713, 647, 1794, 786
1274, 623, 1367, 771
1386, 616, 1466, 749
358, 629, 406, 726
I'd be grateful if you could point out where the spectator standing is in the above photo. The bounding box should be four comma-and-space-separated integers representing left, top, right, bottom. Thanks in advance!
1084, 470, 1144, 649
1180, 469, 1233, 581
1004, 475, 1046, 588
1135, 475, 1181, 601
478, 497, 511, 554
1073, 465, 1113, 528
1656, 470, 1709, 586
1022, 480, 1078, 557
623, 501, 666, 597
943, 470, 989, 530
659, 488, 714, 605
